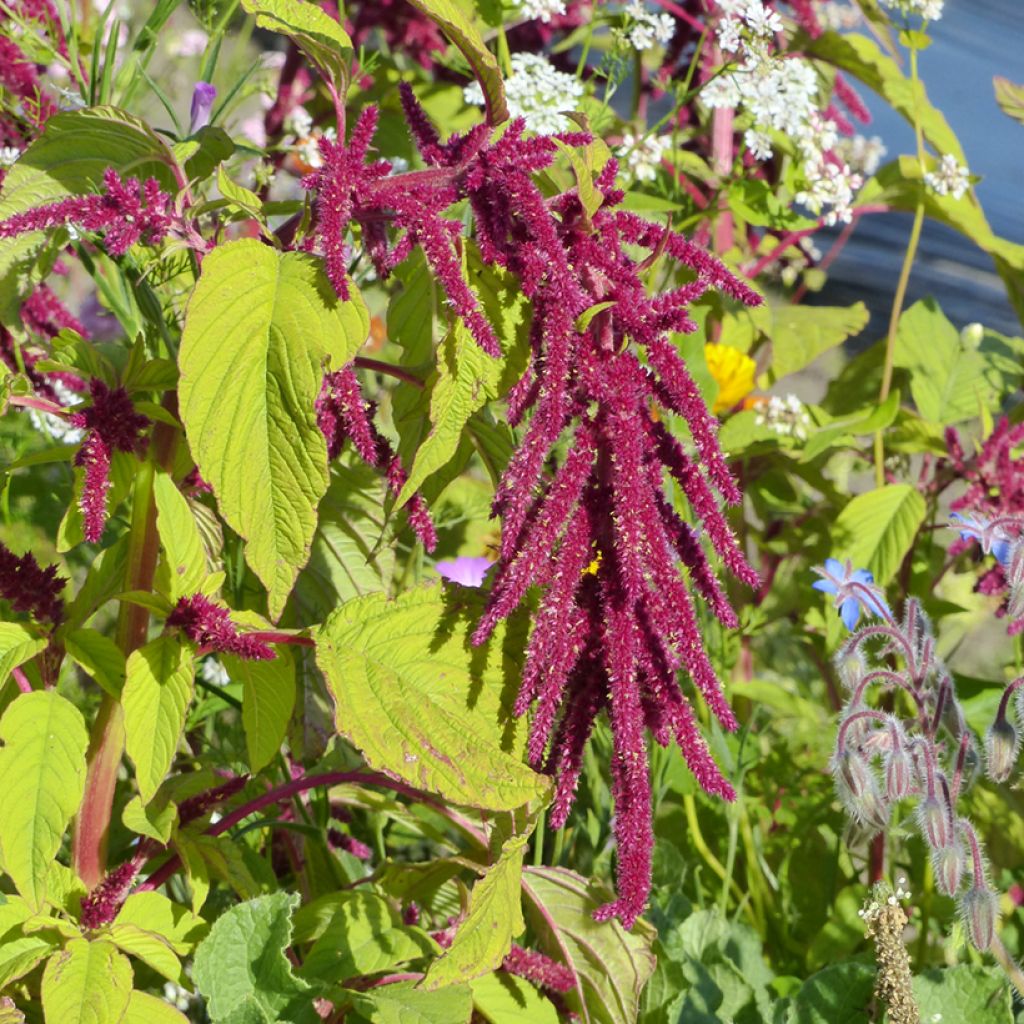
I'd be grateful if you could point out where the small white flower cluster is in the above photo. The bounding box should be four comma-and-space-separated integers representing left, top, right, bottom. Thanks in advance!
0, 147, 20, 168
163, 982, 191, 1013
464, 54, 583, 134
623, 1, 675, 51
756, 394, 811, 440
282, 107, 336, 169
28, 378, 84, 444
924, 153, 970, 200
167, 28, 209, 58
617, 132, 672, 181
815, 1, 863, 30
199, 657, 230, 687
857, 876, 912, 924
879, 0, 944, 21
704, 7, 864, 224
517, 0, 566, 22
833, 134, 887, 177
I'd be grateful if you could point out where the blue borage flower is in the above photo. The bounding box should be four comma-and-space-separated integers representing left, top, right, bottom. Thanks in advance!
812, 557, 891, 630
949, 512, 1015, 566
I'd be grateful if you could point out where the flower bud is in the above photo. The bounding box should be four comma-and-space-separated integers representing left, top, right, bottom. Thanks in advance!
1007, 544, 1024, 619
960, 885, 999, 951
931, 840, 965, 896
985, 717, 1019, 784
884, 746, 913, 802
916, 795, 953, 851
833, 749, 888, 833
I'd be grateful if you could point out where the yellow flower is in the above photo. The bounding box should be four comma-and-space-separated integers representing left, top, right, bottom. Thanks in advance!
704, 343, 756, 415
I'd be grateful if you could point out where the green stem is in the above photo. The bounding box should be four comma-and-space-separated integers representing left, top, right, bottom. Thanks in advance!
72, 418, 177, 888
991, 935, 1024, 998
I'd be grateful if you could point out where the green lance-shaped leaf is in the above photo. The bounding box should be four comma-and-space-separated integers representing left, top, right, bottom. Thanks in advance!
471, 974, 559, 1024
314, 584, 550, 811
521, 867, 656, 1024
754, 302, 870, 382
994, 76, 1024, 127
178, 238, 369, 618
192, 891, 310, 1024
153, 471, 208, 602
0, 692, 88, 911
422, 829, 529, 989
350, 981, 474, 1024
0, 622, 47, 689
40, 939, 134, 1024
404, 0, 507, 124
833, 484, 926, 588
120, 991, 191, 1024
223, 649, 296, 775
122, 634, 195, 804
241, 0, 352, 94
63, 628, 127, 698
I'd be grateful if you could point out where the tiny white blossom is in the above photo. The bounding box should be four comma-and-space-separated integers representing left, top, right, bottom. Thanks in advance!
716, 17, 743, 53
625, 4, 674, 50
618, 132, 671, 181
924, 153, 969, 200
744, 128, 773, 161
756, 393, 812, 440
200, 657, 230, 687
464, 54, 583, 134
285, 106, 313, 139
879, 0, 943, 19
517, 0, 566, 22
834, 134, 887, 176
0, 146, 20, 168
741, 0, 783, 38
28, 378, 84, 444
817, 1, 863, 30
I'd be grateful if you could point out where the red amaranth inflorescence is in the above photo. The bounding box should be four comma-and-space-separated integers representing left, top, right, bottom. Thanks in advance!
0, 168, 174, 255
0, 541, 65, 624
79, 858, 140, 929
166, 594, 276, 660
303, 89, 761, 927
69, 379, 150, 542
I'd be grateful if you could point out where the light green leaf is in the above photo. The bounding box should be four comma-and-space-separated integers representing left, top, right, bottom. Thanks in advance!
350, 980, 473, 1024
912, 965, 1011, 1024
154, 472, 208, 602
223, 649, 295, 774
179, 239, 369, 618
123, 634, 195, 804
115, 892, 205, 953
0, 692, 88, 910
120, 990, 191, 1024
64, 628, 126, 698
0, 623, 47, 689
121, 794, 177, 843
0, 909, 56, 989
41, 939, 133, 1024
423, 831, 528, 989
800, 390, 901, 462
786, 961, 874, 1024
298, 892, 435, 985
216, 165, 264, 219
521, 867, 656, 1024
192, 891, 310, 1024
833, 484, 926, 587
314, 585, 549, 811
470, 973, 559, 1024
241, 0, 352, 93
994, 76, 1024, 126
179, 834, 262, 904
892, 298, 997, 424
106, 923, 183, 984
754, 302, 869, 382
403, 2, 506, 124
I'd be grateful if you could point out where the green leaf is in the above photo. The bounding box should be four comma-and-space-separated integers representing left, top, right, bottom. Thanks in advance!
728, 180, 817, 231
833, 484, 926, 587
521, 867, 656, 1024
470, 973, 559, 1024
912, 965, 1012, 1024
123, 634, 195, 804
216, 165, 264, 218
64, 628, 126, 698
423, 830, 528, 989
314, 584, 549, 811
0, 692, 88, 911
40, 939, 134, 1024
403, 2, 506, 124
0, 895, 55, 988
800, 390, 901, 462
223, 649, 295, 774
192, 891, 310, 1024
153, 471, 208, 602
350, 981, 473, 1024
241, 0, 352, 93
786, 961, 874, 1024
120, 990, 191, 1024
297, 892, 435, 985
994, 76, 1024, 126
0, 623, 47, 689
755, 302, 869, 382
892, 298, 998, 424
179, 238, 369, 618
114, 891, 205, 954
106, 923, 184, 984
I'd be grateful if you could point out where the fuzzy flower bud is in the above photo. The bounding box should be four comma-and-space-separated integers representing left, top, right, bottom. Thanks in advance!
916, 795, 953, 852
960, 885, 999, 951
985, 716, 1020, 784
884, 743, 913, 802
833, 749, 888, 832
931, 839, 965, 897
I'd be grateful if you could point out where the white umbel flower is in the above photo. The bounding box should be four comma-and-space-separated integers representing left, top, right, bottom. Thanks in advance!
517, 0, 566, 22
28, 378, 84, 444
464, 54, 583, 134
924, 153, 970, 200
879, 0, 943, 20
617, 132, 672, 181
0, 146, 20, 168
625, 3, 675, 51
756, 394, 812, 440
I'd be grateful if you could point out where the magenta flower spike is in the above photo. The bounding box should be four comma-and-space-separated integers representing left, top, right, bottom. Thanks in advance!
166, 594, 275, 660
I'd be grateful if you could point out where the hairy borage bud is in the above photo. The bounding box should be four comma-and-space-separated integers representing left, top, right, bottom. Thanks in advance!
985, 716, 1019, 784
916, 795, 953, 852
960, 885, 999, 952
931, 839, 965, 897
884, 745, 913, 802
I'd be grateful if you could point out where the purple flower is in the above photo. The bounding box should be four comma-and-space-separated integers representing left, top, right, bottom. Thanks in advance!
812, 558, 891, 630
0, 543, 65, 624
435, 556, 492, 587
949, 512, 1015, 566
189, 81, 217, 135
166, 594, 275, 660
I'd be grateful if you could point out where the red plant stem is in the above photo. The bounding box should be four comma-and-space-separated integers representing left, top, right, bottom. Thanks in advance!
72, 414, 177, 889
137, 771, 488, 893
745, 226, 820, 280
11, 666, 32, 693
650, 0, 706, 32
353, 357, 425, 389
711, 101, 734, 255
8, 394, 69, 417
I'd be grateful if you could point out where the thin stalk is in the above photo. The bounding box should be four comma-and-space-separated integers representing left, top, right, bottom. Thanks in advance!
683, 793, 747, 910
991, 935, 1024, 998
